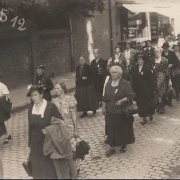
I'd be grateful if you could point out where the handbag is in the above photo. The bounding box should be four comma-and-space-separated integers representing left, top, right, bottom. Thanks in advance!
172, 67, 180, 77
71, 137, 90, 160
116, 99, 139, 117
22, 160, 32, 177
22, 153, 32, 177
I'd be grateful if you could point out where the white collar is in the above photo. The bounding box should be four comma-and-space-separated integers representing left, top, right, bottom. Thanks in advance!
32, 99, 47, 118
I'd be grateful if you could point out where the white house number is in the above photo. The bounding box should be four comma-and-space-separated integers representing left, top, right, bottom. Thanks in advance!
0, 8, 26, 31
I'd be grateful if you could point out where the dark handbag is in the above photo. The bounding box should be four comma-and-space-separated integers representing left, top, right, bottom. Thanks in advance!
172, 67, 180, 77
116, 99, 139, 117
73, 137, 90, 160
22, 153, 32, 177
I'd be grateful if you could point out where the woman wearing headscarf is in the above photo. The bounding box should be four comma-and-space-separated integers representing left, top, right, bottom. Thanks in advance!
27, 85, 76, 179
132, 54, 154, 125
152, 47, 172, 114
102, 65, 135, 157
75, 56, 98, 118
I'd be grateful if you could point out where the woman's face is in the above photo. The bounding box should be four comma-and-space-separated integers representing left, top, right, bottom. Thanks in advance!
155, 49, 161, 58
115, 48, 120, 54
126, 43, 131, 49
54, 84, 64, 96
110, 68, 121, 80
30, 90, 43, 104
137, 58, 144, 65
79, 57, 85, 66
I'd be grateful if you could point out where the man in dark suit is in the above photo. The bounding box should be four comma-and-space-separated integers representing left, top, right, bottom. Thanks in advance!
91, 49, 107, 107
33, 64, 53, 101
144, 40, 155, 68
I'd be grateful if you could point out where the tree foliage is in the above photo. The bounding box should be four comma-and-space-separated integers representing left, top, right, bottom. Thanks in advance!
0, 0, 104, 22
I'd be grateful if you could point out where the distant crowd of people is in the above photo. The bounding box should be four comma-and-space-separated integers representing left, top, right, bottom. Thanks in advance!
1, 34, 180, 179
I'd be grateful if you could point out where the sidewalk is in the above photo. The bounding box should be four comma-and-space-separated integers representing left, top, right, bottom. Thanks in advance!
9, 72, 76, 113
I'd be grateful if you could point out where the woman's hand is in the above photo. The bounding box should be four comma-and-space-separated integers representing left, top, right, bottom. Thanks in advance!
42, 129, 47, 135
82, 76, 87, 80
168, 64, 173, 68
74, 131, 79, 138
102, 107, 106, 115
116, 100, 123, 106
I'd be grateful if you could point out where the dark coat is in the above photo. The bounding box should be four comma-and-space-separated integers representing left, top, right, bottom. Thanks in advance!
28, 102, 63, 179
33, 73, 53, 102
162, 50, 178, 67
0, 96, 12, 122
144, 47, 155, 67
132, 65, 154, 117
76, 63, 94, 87
91, 58, 107, 102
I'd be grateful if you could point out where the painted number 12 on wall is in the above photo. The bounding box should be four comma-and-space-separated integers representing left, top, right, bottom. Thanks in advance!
0, 8, 26, 31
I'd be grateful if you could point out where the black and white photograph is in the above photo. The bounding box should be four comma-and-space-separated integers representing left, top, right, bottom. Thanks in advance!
0, 0, 180, 179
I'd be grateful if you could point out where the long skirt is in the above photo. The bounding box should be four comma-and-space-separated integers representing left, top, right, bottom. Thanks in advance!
75, 84, 98, 112
0, 122, 7, 137
106, 112, 135, 147
136, 95, 155, 118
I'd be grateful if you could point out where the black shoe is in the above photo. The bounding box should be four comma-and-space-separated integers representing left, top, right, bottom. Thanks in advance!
120, 146, 127, 153
106, 149, 115, 157
93, 110, 96, 115
104, 138, 108, 144
141, 118, 147, 125
159, 108, 165, 114
76, 168, 80, 176
149, 115, 153, 121
80, 112, 87, 118
3, 135, 11, 145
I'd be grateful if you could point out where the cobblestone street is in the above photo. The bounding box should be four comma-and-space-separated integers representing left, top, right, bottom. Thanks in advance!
1, 95, 180, 179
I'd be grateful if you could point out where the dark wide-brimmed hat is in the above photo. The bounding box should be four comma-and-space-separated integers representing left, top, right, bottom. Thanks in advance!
27, 85, 43, 97
136, 54, 145, 61
36, 64, 45, 70
162, 42, 170, 49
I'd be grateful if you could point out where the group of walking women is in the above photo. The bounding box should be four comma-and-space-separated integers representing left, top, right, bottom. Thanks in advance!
74, 39, 180, 158
2, 38, 180, 179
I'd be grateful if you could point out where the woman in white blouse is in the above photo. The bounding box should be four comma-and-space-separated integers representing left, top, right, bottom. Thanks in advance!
0, 73, 12, 145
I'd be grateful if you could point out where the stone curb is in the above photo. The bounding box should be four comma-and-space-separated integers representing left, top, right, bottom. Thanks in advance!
11, 87, 75, 114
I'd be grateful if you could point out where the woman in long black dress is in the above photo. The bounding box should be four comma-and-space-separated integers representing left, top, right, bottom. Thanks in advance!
75, 56, 98, 118
132, 54, 154, 125
27, 85, 74, 179
102, 65, 135, 157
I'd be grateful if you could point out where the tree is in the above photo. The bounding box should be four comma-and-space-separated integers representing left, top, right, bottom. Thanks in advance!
0, 0, 104, 23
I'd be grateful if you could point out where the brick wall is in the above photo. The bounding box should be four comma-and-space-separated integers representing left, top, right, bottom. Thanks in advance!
72, 0, 111, 67
39, 34, 71, 77
0, 37, 32, 88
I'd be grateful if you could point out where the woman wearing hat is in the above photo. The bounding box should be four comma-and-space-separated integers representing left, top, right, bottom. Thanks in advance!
152, 47, 172, 114
33, 64, 53, 102
132, 54, 154, 125
27, 85, 76, 179
162, 42, 178, 106
172, 43, 180, 100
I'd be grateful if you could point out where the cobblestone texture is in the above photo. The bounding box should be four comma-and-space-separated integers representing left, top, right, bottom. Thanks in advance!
1, 96, 180, 179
